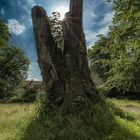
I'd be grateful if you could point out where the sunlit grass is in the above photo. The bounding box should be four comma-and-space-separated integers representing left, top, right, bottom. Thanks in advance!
0, 103, 33, 140
107, 116, 140, 140
108, 98, 140, 108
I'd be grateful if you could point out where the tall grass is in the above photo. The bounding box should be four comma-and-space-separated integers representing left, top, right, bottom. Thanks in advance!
0, 100, 140, 140
22, 102, 140, 140
0, 103, 33, 140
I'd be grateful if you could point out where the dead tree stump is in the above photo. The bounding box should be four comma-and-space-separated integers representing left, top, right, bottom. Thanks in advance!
32, 0, 99, 113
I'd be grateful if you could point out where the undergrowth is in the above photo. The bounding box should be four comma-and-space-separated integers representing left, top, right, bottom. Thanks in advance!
20, 94, 140, 140
0, 94, 140, 140
23, 104, 114, 140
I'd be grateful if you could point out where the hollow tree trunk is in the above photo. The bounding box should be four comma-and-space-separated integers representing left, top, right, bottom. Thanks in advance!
32, 0, 98, 112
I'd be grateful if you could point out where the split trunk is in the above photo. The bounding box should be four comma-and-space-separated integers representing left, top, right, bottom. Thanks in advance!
32, 0, 99, 112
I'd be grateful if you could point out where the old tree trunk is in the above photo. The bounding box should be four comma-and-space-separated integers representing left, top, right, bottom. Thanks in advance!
32, 0, 100, 113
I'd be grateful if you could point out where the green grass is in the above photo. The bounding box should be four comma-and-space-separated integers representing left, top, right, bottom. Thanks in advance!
107, 116, 140, 140
109, 98, 140, 108
0, 100, 140, 140
0, 103, 33, 140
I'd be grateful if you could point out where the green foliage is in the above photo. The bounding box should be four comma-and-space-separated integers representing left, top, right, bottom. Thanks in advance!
22, 103, 114, 140
49, 12, 64, 48
0, 103, 33, 140
21, 100, 140, 140
0, 19, 29, 99
0, 47, 29, 98
9, 88, 38, 103
22, 89, 37, 102
88, 35, 111, 84
0, 100, 140, 140
88, 0, 140, 95
0, 19, 11, 49
106, 0, 140, 93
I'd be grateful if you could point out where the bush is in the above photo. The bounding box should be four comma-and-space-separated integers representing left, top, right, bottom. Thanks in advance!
22, 94, 116, 140
22, 104, 116, 140
21, 99, 140, 140
22, 89, 38, 102
8, 88, 38, 103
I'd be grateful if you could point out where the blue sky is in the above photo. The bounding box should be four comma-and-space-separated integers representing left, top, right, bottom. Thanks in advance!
0, 0, 114, 81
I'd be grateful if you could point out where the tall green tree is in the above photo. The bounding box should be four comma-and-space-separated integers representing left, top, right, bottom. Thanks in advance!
88, 35, 111, 85
107, 0, 140, 93
0, 19, 29, 98
89, 0, 140, 95
0, 19, 11, 46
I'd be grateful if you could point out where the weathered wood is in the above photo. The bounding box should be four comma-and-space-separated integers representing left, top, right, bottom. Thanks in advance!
32, 6, 65, 107
32, 0, 98, 112
63, 0, 96, 104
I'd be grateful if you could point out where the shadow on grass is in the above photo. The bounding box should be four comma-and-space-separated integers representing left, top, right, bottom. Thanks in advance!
22, 103, 140, 140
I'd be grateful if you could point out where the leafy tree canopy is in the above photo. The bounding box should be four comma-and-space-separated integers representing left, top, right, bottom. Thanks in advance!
0, 19, 29, 98
88, 0, 140, 95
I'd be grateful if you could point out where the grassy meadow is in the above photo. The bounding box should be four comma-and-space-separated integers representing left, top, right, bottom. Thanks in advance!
0, 103, 33, 140
0, 99, 140, 140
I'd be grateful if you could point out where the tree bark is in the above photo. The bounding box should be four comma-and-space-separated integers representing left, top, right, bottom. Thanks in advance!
32, 6, 65, 108
62, 0, 97, 111
32, 0, 98, 112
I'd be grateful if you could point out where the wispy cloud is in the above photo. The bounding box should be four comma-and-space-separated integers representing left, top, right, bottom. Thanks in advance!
25, 0, 36, 7
100, 11, 114, 27
85, 25, 110, 47
85, 11, 114, 47
22, 0, 36, 14
27, 62, 42, 81
7, 19, 26, 35
83, 0, 114, 47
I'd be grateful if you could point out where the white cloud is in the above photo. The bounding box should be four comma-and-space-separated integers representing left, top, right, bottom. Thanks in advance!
100, 11, 114, 26
7, 19, 26, 35
20, 0, 37, 25
83, 0, 114, 47
85, 25, 110, 47
90, 12, 97, 18
85, 11, 114, 47
86, 26, 110, 47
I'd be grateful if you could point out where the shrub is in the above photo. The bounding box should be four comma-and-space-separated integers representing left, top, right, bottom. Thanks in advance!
8, 88, 38, 103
